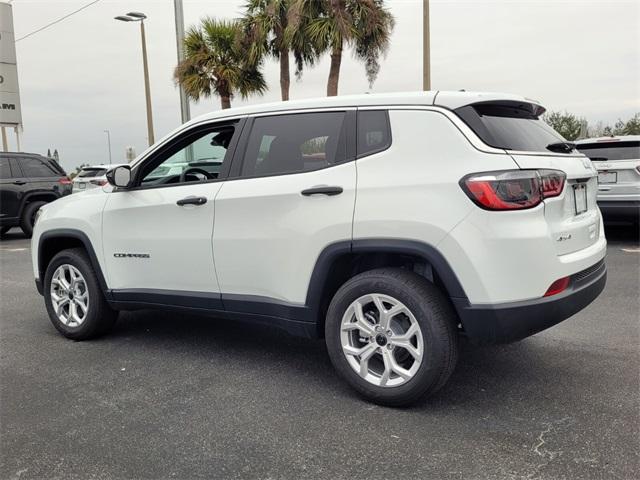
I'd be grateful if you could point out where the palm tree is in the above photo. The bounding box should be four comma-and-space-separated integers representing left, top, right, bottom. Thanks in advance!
174, 18, 267, 109
240, 0, 318, 101
289, 0, 394, 97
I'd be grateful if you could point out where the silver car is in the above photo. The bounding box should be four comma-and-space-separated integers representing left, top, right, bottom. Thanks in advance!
72, 165, 126, 193
575, 136, 640, 222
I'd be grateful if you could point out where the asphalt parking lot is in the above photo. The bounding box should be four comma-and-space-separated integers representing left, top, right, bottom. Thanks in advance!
0, 224, 638, 480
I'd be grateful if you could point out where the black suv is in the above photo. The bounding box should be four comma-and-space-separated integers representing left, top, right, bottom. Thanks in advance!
0, 152, 72, 238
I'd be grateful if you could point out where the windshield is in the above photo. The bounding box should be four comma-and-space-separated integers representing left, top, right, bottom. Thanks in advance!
455, 103, 565, 152
576, 141, 640, 161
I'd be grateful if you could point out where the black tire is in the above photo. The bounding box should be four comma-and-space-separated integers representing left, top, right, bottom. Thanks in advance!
0, 226, 11, 237
43, 248, 118, 340
20, 201, 47, 238
325, 268, 458, 407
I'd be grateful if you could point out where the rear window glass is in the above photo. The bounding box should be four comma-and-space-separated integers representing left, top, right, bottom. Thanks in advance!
78, 168, 108, 178
455, 103, 564, 152
576, 141, 640, 161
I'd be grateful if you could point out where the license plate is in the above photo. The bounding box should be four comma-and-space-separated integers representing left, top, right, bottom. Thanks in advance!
77, 182, 85, 189
598, 171, 617, 184
573, 184, 588, 215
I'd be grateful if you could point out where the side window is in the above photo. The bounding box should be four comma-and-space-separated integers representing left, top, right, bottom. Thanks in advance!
241, 112, 346, 177
0, 157, 13, 179
19, 157, 60, 177
139, 124, 237, 186
357, 110, 391, 157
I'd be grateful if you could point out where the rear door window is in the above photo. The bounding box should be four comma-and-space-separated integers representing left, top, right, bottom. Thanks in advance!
455, 102, 565, 152
576, 141, 640, 161
19, 157, 61, 177
0, 157, 13, 178
240, 111, 347, 177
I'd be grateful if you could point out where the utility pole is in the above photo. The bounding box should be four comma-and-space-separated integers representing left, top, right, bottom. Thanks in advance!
115, 12, 155, 146
104, 129, 112, 164
423, 0, 431, 91
174, 0, 191, 124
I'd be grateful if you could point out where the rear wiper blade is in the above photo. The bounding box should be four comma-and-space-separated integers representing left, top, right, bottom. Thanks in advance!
546, 141, 576, 153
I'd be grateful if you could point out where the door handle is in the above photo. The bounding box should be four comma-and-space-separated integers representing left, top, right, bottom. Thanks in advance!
13, 181, 26, 185
301, 186, 343, 196
176, 196, 207, 206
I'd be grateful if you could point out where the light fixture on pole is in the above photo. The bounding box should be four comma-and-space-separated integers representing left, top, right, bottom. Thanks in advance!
103, 129, 112, 164
115, 12, 155, 146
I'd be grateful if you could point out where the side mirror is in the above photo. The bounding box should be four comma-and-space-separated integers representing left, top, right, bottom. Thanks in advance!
106, 166, 132, 188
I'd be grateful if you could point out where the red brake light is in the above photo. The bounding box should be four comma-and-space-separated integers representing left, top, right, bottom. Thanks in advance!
539, 170, 565, 198
544, 276, 570, 297
89, 179, 108, 186
461, 170, 566, 211
58, 177, 72, 185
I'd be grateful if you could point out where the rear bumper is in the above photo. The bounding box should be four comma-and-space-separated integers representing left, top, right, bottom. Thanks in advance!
453, 259, 607, 344
597, 200, 640, 219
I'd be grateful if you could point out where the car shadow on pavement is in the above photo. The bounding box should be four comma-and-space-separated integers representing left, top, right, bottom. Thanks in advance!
103, 308, 592, 411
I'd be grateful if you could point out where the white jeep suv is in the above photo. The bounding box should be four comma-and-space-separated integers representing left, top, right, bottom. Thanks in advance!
32, 92, 607, 406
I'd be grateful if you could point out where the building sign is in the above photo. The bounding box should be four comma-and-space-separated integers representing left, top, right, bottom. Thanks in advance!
0, 2, 22, 127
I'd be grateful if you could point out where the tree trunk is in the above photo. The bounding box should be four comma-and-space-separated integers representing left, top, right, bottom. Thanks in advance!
280, 46, 290, 101
219, 82, 231, 109
327, 46, 342, 97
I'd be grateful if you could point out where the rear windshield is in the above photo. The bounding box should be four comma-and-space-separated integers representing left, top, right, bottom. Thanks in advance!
455, 103, 565, 152
576, 141, 640, 161
77, 168, 107, 178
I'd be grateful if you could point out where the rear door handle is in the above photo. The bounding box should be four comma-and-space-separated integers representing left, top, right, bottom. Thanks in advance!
301, 186, 343, 196
176, 196, 207, 206
13, 181, 26, 185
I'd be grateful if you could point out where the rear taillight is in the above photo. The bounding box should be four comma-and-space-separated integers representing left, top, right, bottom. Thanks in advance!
58, 177, 72, 185
460, 169, 566, 211
544, 276, 570, 297
89, 179, 108, 186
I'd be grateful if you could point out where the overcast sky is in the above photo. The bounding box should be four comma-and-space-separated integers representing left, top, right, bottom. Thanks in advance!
6, 0, 640, 171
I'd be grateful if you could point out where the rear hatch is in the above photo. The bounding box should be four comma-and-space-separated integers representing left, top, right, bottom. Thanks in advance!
454, 100, 600, 256
74, 167, 108, 191
575, 139, 640, 198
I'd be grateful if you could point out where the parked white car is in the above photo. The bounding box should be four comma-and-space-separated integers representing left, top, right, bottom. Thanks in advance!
31, 91, 607, 406
72, 164, 127, 193
575, 135, 640, 223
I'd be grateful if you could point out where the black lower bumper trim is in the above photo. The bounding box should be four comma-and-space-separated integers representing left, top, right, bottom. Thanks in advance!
598, 200, 640, 219
454, 260, 607, 344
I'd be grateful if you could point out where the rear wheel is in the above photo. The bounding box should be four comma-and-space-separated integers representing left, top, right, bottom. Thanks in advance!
20, 201, 46, 238
44, 248, 117, 340
325, 268, 458, 407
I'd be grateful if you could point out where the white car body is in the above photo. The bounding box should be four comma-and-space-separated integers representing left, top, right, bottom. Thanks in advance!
32, 91, 607, 345
575, 135, 640, 220
72, 164, 127, 193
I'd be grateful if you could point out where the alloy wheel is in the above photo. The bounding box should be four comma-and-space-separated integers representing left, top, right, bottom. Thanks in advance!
340, 293, 424, 387
50, 264, 90, 327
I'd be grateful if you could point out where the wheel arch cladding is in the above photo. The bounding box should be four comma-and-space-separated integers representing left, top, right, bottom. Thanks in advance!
306, 239, 469, 336
38, 229, 110, 298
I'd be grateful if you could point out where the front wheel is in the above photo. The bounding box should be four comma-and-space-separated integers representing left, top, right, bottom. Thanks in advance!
325, 268, 458, 407
44, 248, 118, 340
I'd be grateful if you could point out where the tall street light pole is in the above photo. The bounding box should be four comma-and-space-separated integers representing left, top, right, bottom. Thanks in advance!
173, 0, 191, 124
423, 0, 431, 91
104, 129, 112, 164
115, 12, 155, 146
